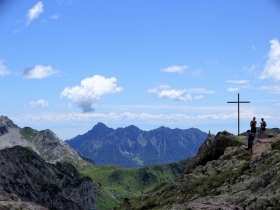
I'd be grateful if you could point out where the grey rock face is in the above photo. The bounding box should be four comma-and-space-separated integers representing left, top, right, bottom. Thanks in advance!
0, 116, 93, 170
185, 130, 243, 174
0, 115, 19, 136
0, 146, 98, 210
0, 190, 48, 210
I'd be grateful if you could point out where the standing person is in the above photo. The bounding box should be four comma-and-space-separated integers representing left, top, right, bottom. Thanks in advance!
247, 130, 254, 155
250, 117, 257, 137
260, 118, 267, 139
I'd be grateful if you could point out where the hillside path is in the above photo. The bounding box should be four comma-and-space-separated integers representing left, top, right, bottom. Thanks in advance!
252, 134, 280, 158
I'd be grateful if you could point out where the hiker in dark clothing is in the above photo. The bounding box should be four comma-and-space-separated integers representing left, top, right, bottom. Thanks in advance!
124, 198, 132, 210
247, 130, 254, 155
260, 118, 267, 139
250, 117, 257, 137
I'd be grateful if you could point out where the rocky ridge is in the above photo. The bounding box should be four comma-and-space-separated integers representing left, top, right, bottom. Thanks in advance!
114, 131, 280, 210
0, 115, 92, 169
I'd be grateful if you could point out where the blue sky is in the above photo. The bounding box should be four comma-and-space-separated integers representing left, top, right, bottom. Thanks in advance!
1, 0, 280, 140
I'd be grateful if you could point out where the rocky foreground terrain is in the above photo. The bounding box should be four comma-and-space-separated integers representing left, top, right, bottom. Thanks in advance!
0, 190, 47, 210
0, 146, 98, 210
115, 131, 280, 210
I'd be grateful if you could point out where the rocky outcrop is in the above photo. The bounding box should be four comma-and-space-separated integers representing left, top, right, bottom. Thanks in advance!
0, 190, 48, 210
185, 130, 243, 174
114, 132, 280, 210
0, 146, 98, 210
0, 115, 19, 136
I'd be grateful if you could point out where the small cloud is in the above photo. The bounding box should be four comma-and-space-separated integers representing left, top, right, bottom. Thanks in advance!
50, 13, 60, 20
148, 86, 213, 101
22, 65, 60, 79
193, 70, 201, 76
26, 1, 43, 25
29, 99, 49, 107
260, 85, 280, 94
227, 87, 240, 92
251, 45, 257, 51
226, 80, 249, 84
243, 64, 258, 73
159, 89, 192, 101
206, 60, 218, 64
161, 65, 188, 73
13, 27, 24, 34
0, 60, 10, 76
195, 95, 204, 100
60, 75, 123, 113
260, 39, 280, 81
148, 86, 191, 101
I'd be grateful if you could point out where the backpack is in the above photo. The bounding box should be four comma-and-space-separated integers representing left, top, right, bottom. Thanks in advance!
264, 121, 267, 128
248, 134, 255, 141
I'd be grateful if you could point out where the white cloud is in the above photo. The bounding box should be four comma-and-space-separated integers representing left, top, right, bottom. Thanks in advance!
193, 70, 201, 76
50, 13, 60, 20
260, 39, 280, 81
161, 65, 188, 73
148, 86, 214, 101
29, 99, 49, 107
226, 80, 249, 84
195, 95, 204, 100
159, 89, 192, 101
227, 87, 240, 92
60, 75, 123, 112
148, 86, 191, 101
0, 60, 10, 76
26, 1, 43, 25
243, 64, 258, 73
22, 65, 60, 79
260, 85, 280, 94
148, 85, 214, 101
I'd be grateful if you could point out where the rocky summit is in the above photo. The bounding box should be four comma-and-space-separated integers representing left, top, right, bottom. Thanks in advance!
0, 145, 98, 210
0, 115, 93, 170
114, 131, 280, 210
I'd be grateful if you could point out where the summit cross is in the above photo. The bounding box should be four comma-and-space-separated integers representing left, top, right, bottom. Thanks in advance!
227, 93, 250, 136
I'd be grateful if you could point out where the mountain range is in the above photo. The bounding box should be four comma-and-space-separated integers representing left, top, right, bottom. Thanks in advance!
65, 122, 210, 168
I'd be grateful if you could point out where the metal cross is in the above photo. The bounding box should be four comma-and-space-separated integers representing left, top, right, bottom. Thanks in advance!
227, 93, 250, 135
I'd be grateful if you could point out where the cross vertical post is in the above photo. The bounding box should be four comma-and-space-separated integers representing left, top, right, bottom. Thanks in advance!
227, 93, 250, 135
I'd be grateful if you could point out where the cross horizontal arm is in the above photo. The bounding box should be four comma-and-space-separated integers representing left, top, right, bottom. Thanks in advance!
227, 101, 250, 103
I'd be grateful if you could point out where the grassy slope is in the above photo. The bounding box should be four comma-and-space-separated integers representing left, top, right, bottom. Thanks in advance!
80, 159, 189, 210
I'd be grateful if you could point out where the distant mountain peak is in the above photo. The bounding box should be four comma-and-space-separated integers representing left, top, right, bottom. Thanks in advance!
93, 122, 108, 129
0, 115, 18, 128
125, 125, 141, 131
